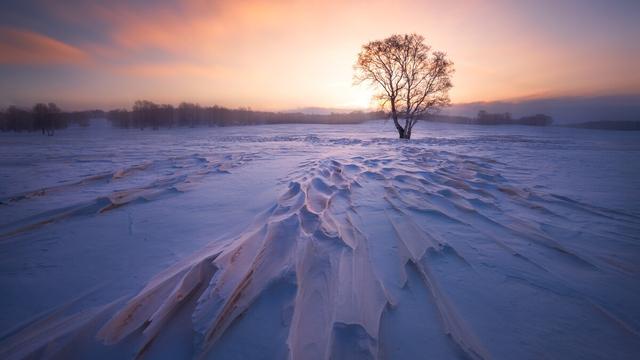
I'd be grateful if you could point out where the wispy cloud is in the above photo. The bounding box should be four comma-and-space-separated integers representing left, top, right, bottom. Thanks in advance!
0, 27, 89, 65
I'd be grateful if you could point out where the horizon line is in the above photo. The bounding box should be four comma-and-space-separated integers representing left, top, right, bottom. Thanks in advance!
2, 91, 640, 113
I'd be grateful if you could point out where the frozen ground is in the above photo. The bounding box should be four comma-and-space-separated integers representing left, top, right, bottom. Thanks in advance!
1, 120, 639, 359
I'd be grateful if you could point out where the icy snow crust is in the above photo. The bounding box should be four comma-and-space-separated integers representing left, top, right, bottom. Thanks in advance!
1, 121, 640, 359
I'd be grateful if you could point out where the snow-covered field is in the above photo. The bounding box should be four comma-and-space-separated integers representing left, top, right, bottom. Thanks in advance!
1, 120, 639, 359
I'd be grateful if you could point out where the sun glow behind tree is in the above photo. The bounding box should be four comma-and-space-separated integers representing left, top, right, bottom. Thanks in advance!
0, 0, 638, 110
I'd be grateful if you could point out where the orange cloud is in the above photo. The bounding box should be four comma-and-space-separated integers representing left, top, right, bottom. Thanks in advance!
0, 27, 89, 65
98, 0, 289, 55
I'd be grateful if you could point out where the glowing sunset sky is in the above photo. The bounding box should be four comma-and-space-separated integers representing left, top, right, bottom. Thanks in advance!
1, 0, 639, 110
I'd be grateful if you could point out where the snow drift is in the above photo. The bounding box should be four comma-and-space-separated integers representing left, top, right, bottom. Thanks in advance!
1, 122, 639, 359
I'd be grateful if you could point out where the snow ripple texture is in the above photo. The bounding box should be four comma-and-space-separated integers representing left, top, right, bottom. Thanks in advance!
1, 124, 639, 359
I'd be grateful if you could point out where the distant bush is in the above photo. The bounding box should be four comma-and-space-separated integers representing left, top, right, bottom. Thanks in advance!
475, 110, 513, 125
1, 106, 33, 132
0, 104, 102, 134
516, 114, 553, 126
1, 103, 67, 135
474, 111, 553, 126
421, 111, 553, 126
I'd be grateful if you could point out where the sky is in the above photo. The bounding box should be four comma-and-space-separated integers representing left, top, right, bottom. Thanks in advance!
1, 0, 639, 111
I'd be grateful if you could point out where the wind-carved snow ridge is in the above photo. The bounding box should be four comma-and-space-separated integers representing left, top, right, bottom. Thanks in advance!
91, 157, 392, 359
2, 145, 640, 359
0, 153, 256, 239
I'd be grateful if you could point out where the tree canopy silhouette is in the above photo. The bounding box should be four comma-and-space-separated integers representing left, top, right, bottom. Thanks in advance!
355, 34, 454, 139
32, 103, 62, 136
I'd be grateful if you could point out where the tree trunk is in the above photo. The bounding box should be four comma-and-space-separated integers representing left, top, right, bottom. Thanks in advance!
391, 102, 405, 139
404, 118, 415, 140
397, 118, 410, 139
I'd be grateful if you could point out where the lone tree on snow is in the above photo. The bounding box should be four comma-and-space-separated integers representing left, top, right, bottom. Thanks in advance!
354, 34, 454, 139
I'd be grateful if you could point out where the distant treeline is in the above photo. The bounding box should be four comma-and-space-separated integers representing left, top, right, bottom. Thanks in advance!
423, 111, 553, 126
108, 101, 386, 129
0, 103, 101, 134
2, 102, 560, 134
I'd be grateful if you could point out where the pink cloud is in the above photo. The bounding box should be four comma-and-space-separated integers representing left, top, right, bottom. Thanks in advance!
0, 27, 90, 65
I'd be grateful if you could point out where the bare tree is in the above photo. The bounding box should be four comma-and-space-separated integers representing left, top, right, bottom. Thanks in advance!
32, 103, 63, 135
32, 103, 49, 135
354, 36, 405, 137
355, 34, 454, 139
46, 103, 60, 136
